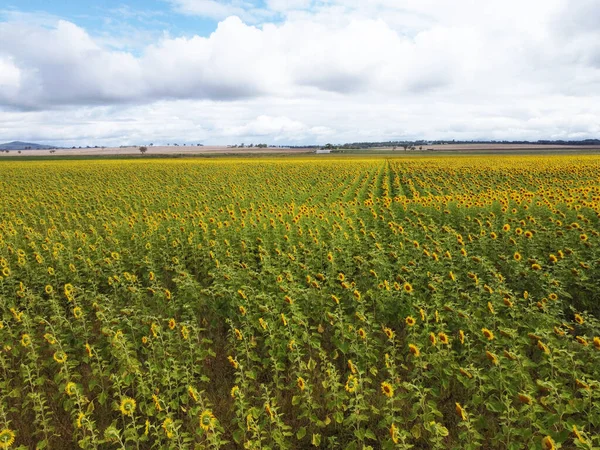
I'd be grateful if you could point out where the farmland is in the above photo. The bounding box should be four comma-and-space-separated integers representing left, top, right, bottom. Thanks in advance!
0, 155, 599, 449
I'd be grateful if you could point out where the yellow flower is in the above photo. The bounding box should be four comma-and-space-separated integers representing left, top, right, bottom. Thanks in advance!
518, 393, 532, 405
537, 340, 550, 354
234, 328, 243, 341
384, 327, 394, 340
405, 316, 416, 326
53, 351, 68, 364
381, 382, 394, 398
347, 359, 357, 374
227, 355, 239, 369
45, 285, 53, 294
403, 282, 413, 293
486, 351, 499, 366
455, 402, 467, 421
44, 333, 57, 345
482, 328, 494, 340
572, 425, 586, 444
459, 330, 465, 345
259, 318, 267, 330
188, 385, 199, 402
65, 382, 77, 396
541, 435, 556, 450
429, 332, 437, 346
513, 252, 522, 261
574, 314, 584, 325
238, 305, 247, 316
459, 368, 473, 379
73, 307, 83, 319
575, 336, 588, 346
438, 332, 449, 345
487, 302, 495, 315
152, 394, 162, 412
593, 337, 600, 350
408, 344, 420, 357
280, 313, 287, 326
345, 375, 358, 393
180, 325, 189, 340
297, 377, 306, 391
231, 386, 239, 398
20, 334, 31, 347
419, 308, 425, 321
357, 328, 367, 340
162, 417, 174, 439
389, 423, 399, 444
0, 428, 16, 449
168, 318, 176, 330
76, 412, 85, 429
199, 410, 217, 431
119, 397, 136, 416
331, 294, 340, 305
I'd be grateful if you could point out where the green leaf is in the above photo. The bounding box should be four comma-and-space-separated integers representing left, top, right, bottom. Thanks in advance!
311, 433, 321, 447
292, 395, 301, 406
364, 428, 377, 441
296, 427, 307, 440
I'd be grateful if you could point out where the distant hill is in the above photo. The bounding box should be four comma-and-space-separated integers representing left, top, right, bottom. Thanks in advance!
0, 141, 58, 150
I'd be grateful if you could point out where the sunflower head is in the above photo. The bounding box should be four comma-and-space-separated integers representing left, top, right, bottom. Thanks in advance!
381, 382, 394, 398
119, 397, 136, 416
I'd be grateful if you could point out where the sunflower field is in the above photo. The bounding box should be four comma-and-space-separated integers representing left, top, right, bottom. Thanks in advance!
0, 155, 599, 449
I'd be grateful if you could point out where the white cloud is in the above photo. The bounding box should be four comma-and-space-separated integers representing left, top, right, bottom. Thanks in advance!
0, 1, 599, 144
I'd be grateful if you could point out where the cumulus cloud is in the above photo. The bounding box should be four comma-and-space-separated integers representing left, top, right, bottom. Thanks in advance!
0, 0, 599, 144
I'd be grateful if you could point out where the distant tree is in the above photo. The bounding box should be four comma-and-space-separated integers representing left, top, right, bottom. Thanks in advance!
18, 150, 21, 154
139, 146, 148, 155
149, 143, 154, 146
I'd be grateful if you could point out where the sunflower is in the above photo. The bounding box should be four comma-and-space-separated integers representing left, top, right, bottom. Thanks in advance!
20, 334, 31, 347
284, 295, 293, 304
338, 272, 345, 281
357, 328, 367, 340
537, 340, 550, 355
297, 377, 306, 391
438, 332, 449, 345
574, 314, 584, 325
234, 328, 243, 341
347, 359, 357, 374
0, 428, 16, 449
408, 344, 420, 357
389, 423, 399, 444
429, 332, 437, 346
332, 295, 340, 305
152, 394, 162, 412
572, 425, 586, 444
345, 375, 358, 393
238, 305, 247, 316
53, 351, 68, 364
65, 382, 77, 396
76, 412, 85, 429
259, 318, 267, 330
580, 233, 588, 242
455, 403, 467, 421
44, 333, 57, 345
119, 397, 136, 416
459, 368, 473, 379
280, 313, 287, 326
541, 435, 556, 450
482, 328, 494, 340
44, 285, 53, 294
513, 252, 522, 261
381, 382, 394, 398
227, 356, 239, 369
459, 330, 465, 345
384, 327, 394, 340
575, 336, 588, 346
73, 307, 83, 319
405, 316, 416, 326
162, 417, 174, 439
503, 224, 510, 232
593, 337, 600, 350
518, 393, 532, 405
231, 386, 239, 398
486, 351, 499, 366
403, 282, 413, 293
199, 410, 217, 431
168, 318, 176, 330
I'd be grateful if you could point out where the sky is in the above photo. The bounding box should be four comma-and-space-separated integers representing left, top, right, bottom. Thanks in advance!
0, 0, 599, 147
